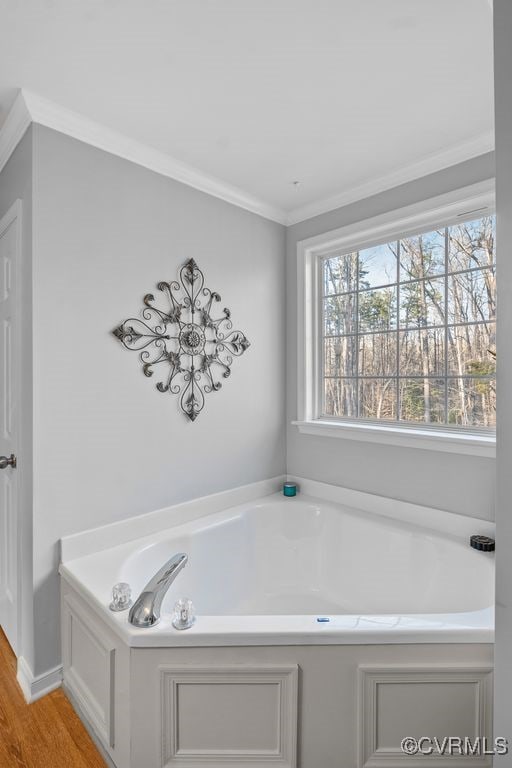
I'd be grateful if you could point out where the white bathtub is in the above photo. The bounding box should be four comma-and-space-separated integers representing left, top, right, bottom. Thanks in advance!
59, 480, 495, 768
60, 491, 494, 646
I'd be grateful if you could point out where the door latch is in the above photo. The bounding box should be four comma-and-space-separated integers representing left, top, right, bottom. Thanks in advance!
0, 454, 17, 469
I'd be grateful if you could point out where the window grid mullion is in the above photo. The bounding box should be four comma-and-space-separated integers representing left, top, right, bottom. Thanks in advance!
323, 263, 495, 301
319, 256, 324, 417
444, 227, 449, 424
323, 375, 495, 380
355, 253, 360, 418
322, 318, 496, 340
396, 241, 400, 422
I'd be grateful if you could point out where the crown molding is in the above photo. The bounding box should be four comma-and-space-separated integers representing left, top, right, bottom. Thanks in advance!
1, 89, 288, 225
286, 130, 495, 225
0, 90, 32, 175
0, 89, 494, 228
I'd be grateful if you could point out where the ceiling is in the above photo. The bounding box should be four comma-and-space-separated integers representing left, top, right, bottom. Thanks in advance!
0, 0, 494, 224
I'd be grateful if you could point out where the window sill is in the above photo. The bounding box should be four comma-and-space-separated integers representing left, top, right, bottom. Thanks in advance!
292, 420, 496, 457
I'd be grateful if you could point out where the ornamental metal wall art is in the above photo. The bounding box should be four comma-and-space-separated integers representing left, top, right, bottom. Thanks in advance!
113, 259, 250, 421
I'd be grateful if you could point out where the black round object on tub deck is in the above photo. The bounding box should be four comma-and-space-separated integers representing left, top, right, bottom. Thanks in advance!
470, 534, 495, 552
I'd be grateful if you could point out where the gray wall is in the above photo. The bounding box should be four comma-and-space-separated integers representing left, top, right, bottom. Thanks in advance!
493, 1, 511, 761
286, 153, 496, 521
31, 125, 286, 675
0, 128, 34, 672
22, 124, 498, 678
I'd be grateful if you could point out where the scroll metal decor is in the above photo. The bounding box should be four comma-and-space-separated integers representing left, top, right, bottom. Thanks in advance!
113, 259, 250, 421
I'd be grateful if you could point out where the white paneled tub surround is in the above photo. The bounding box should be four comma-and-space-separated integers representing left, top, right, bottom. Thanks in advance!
59, 480, 495, 768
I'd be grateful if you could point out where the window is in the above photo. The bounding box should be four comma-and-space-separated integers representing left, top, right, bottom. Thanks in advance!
295, 182, 497, 453
321, 214, 496, 428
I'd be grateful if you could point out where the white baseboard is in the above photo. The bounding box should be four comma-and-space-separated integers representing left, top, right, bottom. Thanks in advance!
16, 656, 62, 703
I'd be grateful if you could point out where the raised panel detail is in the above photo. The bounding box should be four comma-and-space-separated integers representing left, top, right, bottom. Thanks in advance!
2, 318, 12, 439
0, 219, 14, 303
4, 472, 13, 602
359, 666, 493, 768
63, 596, 115, 748
161, 665, 298, 767
0, 476, 7, 599
0, 472, 14, 602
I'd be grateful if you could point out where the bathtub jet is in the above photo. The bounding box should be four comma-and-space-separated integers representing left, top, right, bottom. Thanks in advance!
128, 552, 188, 628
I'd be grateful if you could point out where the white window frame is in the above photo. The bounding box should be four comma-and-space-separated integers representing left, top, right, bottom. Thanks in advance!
293, 180, 496, 457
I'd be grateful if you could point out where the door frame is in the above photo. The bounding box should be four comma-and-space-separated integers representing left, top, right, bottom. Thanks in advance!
0, 198, 23, 657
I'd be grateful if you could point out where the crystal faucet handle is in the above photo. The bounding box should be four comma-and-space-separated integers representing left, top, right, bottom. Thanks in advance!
110, 582, 132, 612
172, 598, 196, 630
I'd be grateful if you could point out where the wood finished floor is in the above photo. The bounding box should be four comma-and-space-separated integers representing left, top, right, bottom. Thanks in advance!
0, 628, 105, 768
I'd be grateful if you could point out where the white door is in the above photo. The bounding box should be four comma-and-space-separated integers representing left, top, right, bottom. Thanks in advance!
0, 200, 21, 655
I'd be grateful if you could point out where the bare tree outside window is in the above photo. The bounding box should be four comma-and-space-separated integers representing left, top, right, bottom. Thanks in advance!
321, 215, 496, 428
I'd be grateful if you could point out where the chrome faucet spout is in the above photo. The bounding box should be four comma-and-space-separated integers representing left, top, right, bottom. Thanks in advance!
128, 553, 188, 628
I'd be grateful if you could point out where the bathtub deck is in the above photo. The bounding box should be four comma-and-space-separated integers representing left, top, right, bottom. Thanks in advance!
0, 628, 105, 768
